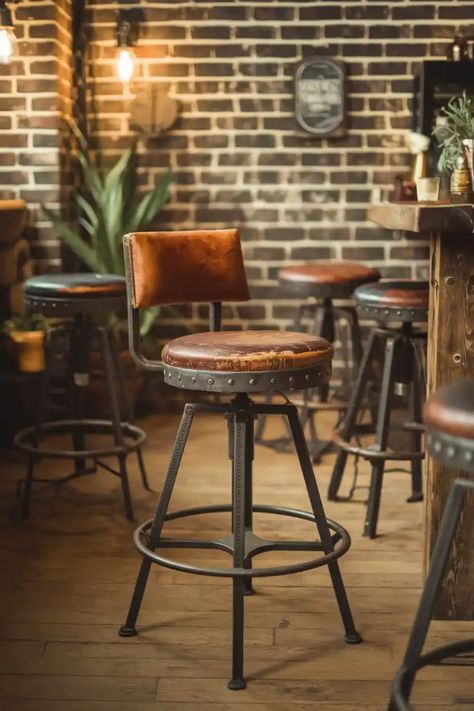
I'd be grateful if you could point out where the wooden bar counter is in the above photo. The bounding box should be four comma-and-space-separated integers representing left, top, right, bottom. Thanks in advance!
369, 201, 474, 620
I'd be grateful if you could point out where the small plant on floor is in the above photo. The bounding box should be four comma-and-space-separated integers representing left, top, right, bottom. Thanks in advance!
42, 121, 172, 336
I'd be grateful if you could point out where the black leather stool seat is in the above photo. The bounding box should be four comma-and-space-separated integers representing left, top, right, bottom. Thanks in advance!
354, 279, 429, 322
25, 273, 126, 298
279, 261, 380, 299
24, 274, 126, 317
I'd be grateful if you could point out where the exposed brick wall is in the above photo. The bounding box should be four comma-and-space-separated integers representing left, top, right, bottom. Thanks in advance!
0, 0, 73, 271
2, 1, 474, 332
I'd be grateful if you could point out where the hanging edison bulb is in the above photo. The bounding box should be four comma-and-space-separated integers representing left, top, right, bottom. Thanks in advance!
0, 1, 17, 65
116, 20, 135, 83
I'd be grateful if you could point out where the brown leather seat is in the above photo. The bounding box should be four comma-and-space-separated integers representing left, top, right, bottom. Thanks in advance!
162, 330, 332, 372
279, 261, 380, 298
354, 279, 429, 322
424, 381, 474, 441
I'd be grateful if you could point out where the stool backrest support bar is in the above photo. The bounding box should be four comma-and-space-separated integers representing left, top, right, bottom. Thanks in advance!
123, 229, 250, 371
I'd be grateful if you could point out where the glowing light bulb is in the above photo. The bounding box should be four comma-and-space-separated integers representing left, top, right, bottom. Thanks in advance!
0, 26, 16, 65
116, 47, 135, 83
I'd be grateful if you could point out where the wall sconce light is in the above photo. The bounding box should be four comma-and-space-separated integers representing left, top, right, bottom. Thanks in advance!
0, 1, 17, 65
116, 20, 135, 83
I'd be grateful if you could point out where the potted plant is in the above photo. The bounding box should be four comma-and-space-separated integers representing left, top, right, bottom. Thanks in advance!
433, 92, 474, 200
42, 123, 173, 413
4, 313, 46, 373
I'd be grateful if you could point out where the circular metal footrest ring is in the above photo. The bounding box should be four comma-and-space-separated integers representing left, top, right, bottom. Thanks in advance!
391, 638, 474, 711
333, 430, 424, 462
133, 503, 351, 579
14, 419, 146, 459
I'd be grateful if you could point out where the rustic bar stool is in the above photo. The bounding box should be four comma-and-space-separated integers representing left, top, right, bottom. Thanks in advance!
118, 229, 362, 690
14, 274, 148, 520
328, 280, 428, 538
389, 381, 474, 710
256, 261, 380, 461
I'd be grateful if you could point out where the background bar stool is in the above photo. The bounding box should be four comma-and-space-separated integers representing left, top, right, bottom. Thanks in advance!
328, 280, 428, 538
14, 274, 148, 520
118, 229, 362, 691
255, 261, 380, 461
389, 381, 474, 711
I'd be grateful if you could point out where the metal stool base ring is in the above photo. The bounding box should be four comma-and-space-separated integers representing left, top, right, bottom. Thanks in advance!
133, 503, 351, 579
14, 419, 146, 459
391, 638, 474, 711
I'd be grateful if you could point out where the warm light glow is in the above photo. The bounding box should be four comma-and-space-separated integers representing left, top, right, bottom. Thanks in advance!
0, 26, 16, 65
116, 47, 135, 83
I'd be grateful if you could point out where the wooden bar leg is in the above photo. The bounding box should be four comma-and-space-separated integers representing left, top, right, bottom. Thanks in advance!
425, 231, 474, 619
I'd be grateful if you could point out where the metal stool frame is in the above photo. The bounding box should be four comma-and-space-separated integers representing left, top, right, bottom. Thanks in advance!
328, 323, 426, 538
15, 307, 149, 521
389, 425, 474, 709
119, 390, 362, 690
255, 297, 363, 462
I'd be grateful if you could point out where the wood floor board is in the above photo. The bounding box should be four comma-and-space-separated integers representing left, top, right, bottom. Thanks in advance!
1, 411, 473, 709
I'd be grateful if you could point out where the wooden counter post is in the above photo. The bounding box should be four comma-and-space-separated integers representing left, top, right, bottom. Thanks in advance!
426, 230, 474, 619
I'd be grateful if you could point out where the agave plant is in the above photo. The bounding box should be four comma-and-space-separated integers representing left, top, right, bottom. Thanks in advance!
43, 122, 172, 334
433, 92, 474, 172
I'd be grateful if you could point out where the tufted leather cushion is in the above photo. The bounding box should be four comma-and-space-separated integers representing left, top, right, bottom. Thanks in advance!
125, 229, 250, 309
424, 382, 474, 441
162, 330, 333, 372
354, 280, 429, 310
279, 261, 380, 288
25, 273, 126, 298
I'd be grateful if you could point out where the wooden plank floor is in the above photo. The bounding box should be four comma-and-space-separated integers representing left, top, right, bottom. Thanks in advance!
1, 408, 473, 710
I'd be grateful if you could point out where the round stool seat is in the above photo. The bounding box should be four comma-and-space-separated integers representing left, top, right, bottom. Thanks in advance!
354, 279, 428, 323
424, 381, 474, 473
25, 273, 126, 316
279, 261, 380, 299
162, 330, 332, 393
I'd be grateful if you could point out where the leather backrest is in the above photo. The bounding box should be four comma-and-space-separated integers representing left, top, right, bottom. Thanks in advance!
124, 229, 250, 308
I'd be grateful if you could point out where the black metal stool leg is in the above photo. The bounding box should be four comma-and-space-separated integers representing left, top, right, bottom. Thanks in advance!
328, 330, 379, 500
388, 480, 469, 710
343, 306, 363, 382
228, 405, 248, 690
119, 404, 196, 637
287, 405, 362, 644
315, 299, 335, 404
407, 339, 424, 504
69, 315, 92, 476
364, 337, 397, 539
100, 327, 134, 521
243, 412, 255, 596
110, 329, 150, 492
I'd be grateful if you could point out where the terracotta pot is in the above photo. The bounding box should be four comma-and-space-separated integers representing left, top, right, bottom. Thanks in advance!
10, 330, 45, 372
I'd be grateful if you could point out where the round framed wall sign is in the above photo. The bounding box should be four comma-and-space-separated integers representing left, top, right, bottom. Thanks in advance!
295, 57, 346, 136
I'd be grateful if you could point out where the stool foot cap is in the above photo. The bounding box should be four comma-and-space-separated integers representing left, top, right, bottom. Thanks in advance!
119, 626, 138, 637
244, 587, 255, 596
228, 678, 246, 691
406, 492, 423, 503
345, 632, 363, 644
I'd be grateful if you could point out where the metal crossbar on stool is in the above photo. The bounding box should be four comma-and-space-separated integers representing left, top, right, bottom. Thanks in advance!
389, 381, 474, 710
328, 280, 428, 538
118, 229, 362, 690
14, 274, 149, 520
